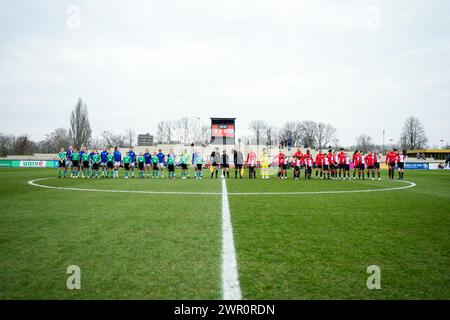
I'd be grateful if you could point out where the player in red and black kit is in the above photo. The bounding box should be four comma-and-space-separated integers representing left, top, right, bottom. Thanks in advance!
293, 148, 303, 178
323, 150, 330, 179
352, 150, 363, 179
397, 149, 407, 180
292, 156, 301, 180
302, 149, 313, 179
385, 148, 398, 180
365, 151, 375, 180
277, 152, 287, 179
337, 148, 347, 180
327, 149, 336, 179
373, 150, 381, 180
344, 152, 351, 180
315, 149, 325, 179
293, 148, 303, 162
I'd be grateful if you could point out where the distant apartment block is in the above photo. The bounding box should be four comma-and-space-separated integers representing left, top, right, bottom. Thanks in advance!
137, 133, 154, 146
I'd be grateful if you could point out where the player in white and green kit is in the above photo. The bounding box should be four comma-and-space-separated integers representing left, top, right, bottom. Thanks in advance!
123, 154, 131, 178
167, 154, 176, 179
137, 153, 145, 178
57, 148, 67, 178
151, 153, 159, 178
193, 151, 203, 179
91, 152, 101, 178
81, 152, 91, 178
106, 153, 114, 178
71, 149, 80, 178
179, 150, 190, 179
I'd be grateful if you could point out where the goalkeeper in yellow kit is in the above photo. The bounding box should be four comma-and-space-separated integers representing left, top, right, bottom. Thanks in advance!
261, 149, 270, 179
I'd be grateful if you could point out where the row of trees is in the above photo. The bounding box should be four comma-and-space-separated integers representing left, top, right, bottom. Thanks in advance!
155, 118, 211, 145
0, 98, 90, 156
350, 117, 429, 152
241, 120, 337, 149
277, 121, 337, 149
100, 129, 136, 149
0, 134, 37, 156
246, 117, 430, 151
1, 98, 91, 156
0, 95, 433, 156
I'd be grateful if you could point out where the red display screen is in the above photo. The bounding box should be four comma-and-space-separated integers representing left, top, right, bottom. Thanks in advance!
211, 124, 235, 138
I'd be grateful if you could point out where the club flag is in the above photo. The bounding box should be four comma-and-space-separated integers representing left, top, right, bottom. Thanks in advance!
209, 165, 214, 173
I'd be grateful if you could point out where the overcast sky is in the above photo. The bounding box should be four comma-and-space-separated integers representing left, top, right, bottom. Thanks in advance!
0, 0, 449, 147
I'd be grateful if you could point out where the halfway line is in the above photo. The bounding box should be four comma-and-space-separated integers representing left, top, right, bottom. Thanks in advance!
221, 178, 242, 300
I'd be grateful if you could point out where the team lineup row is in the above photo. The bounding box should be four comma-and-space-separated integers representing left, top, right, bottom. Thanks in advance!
54, 146, 408, 180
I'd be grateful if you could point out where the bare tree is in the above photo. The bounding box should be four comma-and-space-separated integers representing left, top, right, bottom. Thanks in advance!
164, 120, 174, 144
101, 131, 114, 148
399, 116, 428, 150
279, 121, 301, 147
156, 121, 165, 144
298, 121, 317, 147
0, 133, 14, 156
200, 124, 211, 145
315, 123, 336, 149
265, 126, 274, 147
355, 134, 374, 152
332, 136, 340, 150
41, 128, 71, 153
154, 120, 176, 144
249, 120, 268, 146
124, 128, 136, 147
69, 98, 92, 148
179, 117, 190, 145
12, 135, 35, 155
0, 133, 39, 155
101, 131, 125, 148
90, 136, 103, 149
155, 118, 207, 145
239, 135, 251, 145
190, 118, 202, 145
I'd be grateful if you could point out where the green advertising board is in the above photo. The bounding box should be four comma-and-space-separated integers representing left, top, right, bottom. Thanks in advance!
0, 160, 13, 167
0, 160, 57, 168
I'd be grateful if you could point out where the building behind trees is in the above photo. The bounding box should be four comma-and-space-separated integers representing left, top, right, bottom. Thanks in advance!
137, 133, 154, 146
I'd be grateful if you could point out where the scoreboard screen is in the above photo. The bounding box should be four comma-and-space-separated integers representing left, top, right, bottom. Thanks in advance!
211, 124, 235, 138
210, 118, 236, 145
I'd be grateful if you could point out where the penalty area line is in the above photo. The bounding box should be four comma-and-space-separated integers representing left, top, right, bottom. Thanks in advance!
221, 178, 242, 300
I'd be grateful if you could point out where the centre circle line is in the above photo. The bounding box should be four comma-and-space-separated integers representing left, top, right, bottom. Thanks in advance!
27, 178, 416, 196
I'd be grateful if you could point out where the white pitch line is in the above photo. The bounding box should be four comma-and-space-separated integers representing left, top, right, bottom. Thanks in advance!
27, 178, 221, 195
221, 178, 242, 300
228, 180, 416, 195
27, 178, 416, 196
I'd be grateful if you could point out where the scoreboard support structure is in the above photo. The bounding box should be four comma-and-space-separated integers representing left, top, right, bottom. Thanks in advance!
210, 118, 236, 145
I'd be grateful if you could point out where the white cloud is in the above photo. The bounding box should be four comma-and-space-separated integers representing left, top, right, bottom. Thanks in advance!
0, 0, 449, 146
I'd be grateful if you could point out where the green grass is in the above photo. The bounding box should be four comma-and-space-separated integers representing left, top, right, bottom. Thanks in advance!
0, 168, 449, 299
0, 168, 221, 299
227, 170, 450, 299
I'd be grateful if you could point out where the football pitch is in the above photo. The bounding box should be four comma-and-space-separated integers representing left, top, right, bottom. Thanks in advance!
0, 168, 449, 299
